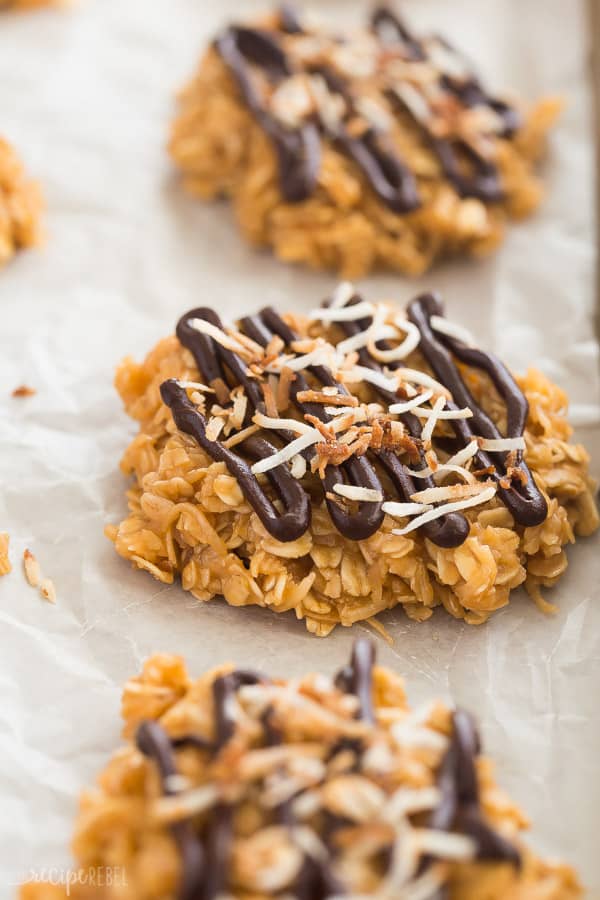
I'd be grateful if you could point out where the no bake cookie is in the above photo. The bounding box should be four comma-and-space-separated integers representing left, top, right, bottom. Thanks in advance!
21, 640, 581, 899
170, 5, 561, 277
107, 286, 598, 635
0, 138, 41, 268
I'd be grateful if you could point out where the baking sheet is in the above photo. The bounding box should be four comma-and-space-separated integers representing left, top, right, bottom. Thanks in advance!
0, 0, 599, 894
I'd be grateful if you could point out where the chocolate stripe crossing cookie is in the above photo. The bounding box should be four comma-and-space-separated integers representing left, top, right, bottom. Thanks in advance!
170, 5, 561, 277
106, 286, 598, 635
21, 640, 581, 899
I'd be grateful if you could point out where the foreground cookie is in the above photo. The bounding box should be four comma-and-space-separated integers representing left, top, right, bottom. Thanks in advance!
170, 5, 561, 278
21, 640, 580, 899
107, 286, 598, 635
0, 138, 42, 268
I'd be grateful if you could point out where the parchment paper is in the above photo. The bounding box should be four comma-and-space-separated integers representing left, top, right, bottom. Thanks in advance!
0, 0, 598, 895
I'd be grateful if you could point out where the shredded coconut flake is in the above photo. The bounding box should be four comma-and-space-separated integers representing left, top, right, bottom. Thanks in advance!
333, 484, 383, 503
251, 430, 325, 475
446, 439, 479, 467
330, 281, 357, 309
414, 828, 476, 861
382, 501, 433, 517
388, 390, 434, 415
176, 379, 215, 393
290, 454, 307, 479
188, 317, 249, 358
420, 395, 446, 445
267, 345, 333, 373
395, 368, 451, 397
335, 323, 398, 358
413, 405, 473, 422
430, 314, 475, 347
308, 301, 375, 322
339, 365, 399, 393
384, 786, 441, 823
478, 436, 526, 452
410, 482, 492, 504
392, 485, 497, 536
368, 317, 421, 363
254, 412, 316, 435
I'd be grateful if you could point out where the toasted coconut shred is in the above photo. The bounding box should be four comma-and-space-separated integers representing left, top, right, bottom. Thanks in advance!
20, 640, 582, 900
107, 286, 598, 635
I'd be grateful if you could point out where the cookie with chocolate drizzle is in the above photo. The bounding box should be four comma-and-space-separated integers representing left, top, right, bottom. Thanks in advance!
20, 639, 581, 900
107, 284, 598, 634
170, 4, 562, 277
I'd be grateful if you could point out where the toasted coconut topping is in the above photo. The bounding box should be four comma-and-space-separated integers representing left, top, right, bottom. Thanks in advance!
177, 379, 215, 393
163, 290, 545, 548
419, 395, 447, 445
410, 481, 493, 504
252, 431, 325, 475
478, 436, 526, 452
290, 454, 307, 479
254, 412, 316, 435
188, 317, 254, 360
12, 384, 37, 398
382, 501, 432, 517
333, 484, 384, 503
388, 389, 434, 414
308, 300, 376, 322
392, 485, 498, 536
330, 281, 357, 309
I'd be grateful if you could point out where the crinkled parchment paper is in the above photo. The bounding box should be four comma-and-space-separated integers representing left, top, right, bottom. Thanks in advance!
0, 0, 599, 895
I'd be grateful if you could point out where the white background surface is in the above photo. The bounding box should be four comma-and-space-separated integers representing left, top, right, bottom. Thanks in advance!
0, 0, 599, 896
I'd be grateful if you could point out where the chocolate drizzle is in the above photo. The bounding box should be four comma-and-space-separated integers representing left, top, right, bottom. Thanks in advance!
136, 721, 204, 900
215, 26, 321, 202
161, 292, 546, 549
334, 637, 375, 723
371, 7, 516, 202
135, 641, 520, 899
168, 305, 387, 543
213, 4, 521, 210
407, 294, 547, 526
428, 709, 522, 868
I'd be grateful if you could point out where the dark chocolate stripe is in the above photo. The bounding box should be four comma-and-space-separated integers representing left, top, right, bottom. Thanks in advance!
160, 379, 310, 542
371, 5, 425, 59
334, 637, 376, 723
429, 709, 521, 868
407, 294, 547, 526
370, 7, 510, 202
216, 26, 321, 202
136, 721, 204, 900
212, 669, 264, 750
